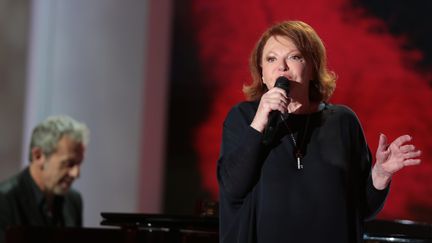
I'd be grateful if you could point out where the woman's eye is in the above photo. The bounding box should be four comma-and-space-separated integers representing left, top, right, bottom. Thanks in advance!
266, 56, 276, 63
288, 55, 304, 63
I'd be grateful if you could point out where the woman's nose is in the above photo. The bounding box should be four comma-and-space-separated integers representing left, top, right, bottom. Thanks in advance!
278, 61, 288, 71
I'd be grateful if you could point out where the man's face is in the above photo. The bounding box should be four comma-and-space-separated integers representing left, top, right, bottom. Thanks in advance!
41, 135, 85, 195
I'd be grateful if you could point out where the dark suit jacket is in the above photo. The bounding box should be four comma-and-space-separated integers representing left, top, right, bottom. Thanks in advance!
0, 167, 82, 243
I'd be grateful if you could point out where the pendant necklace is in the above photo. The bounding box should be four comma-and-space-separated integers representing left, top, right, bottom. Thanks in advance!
283, 114, 311, 170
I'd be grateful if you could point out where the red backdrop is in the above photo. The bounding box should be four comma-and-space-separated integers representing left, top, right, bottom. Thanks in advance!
190, 0, 432, 222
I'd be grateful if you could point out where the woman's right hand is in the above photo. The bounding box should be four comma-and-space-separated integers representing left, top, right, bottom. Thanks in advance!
250, 87, 288, 133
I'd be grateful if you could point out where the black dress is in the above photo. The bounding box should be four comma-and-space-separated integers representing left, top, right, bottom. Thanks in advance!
218, 101, 389, 243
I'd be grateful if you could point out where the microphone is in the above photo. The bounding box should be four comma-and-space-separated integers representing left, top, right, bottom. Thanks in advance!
262, 76, 290, 146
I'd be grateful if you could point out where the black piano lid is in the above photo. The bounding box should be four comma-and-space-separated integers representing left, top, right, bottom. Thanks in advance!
101, 213, 432, 240
364, 219, 432, 241
100, 212, 219, 230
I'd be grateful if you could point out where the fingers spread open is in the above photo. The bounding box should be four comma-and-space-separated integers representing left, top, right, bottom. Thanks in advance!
399, 144, 415, 153
392, 135, 412, 147
403, 150, 422, 160
403, 159, 421, 167
377, 133, 388, 152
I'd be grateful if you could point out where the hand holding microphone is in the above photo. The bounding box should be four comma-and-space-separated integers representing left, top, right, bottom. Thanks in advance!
250, 76, 290, 145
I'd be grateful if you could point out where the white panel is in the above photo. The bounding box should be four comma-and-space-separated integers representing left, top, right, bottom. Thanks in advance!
22, 0, 58, 146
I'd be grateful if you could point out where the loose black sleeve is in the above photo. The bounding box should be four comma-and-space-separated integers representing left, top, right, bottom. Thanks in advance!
217, 102, 268, 200
347, 107, 389, 220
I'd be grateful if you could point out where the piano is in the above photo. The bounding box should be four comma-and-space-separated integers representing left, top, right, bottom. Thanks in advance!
5, 213, 432, 243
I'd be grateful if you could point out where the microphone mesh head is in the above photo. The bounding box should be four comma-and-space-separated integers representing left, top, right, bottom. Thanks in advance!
274, 76, 290, 92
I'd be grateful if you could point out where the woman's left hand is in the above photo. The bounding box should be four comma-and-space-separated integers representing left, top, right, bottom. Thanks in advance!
372, 133, 422, 190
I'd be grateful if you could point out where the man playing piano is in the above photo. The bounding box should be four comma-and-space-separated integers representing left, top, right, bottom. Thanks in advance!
0, 115, 89, 243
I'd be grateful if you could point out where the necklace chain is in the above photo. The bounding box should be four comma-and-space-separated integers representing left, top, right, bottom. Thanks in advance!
282, 115, 311, 170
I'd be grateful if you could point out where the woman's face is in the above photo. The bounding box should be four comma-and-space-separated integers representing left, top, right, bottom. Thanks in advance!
261, 35, 313, 90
